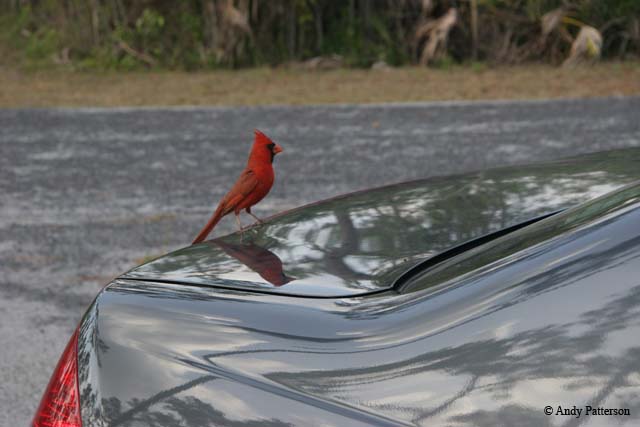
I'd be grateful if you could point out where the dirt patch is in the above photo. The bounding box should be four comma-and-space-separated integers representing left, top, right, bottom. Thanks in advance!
1, 63, 639, 107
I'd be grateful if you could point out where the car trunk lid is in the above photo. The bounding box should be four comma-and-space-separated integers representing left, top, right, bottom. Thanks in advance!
122, 149, 639, 297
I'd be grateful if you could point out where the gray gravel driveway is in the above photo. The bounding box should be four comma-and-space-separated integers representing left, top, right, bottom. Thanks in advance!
1, 97, 640, 426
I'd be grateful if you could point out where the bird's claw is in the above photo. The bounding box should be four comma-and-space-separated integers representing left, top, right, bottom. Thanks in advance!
248, 213, 265, 226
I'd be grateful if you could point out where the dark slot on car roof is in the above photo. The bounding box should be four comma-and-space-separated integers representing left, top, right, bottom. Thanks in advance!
391, 210, 562, 291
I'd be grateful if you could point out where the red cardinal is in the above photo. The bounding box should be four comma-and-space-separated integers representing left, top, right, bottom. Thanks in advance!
193, 130, 283, 244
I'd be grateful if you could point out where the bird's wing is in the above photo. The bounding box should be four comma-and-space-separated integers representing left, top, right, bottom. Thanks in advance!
220, 168, 259, 213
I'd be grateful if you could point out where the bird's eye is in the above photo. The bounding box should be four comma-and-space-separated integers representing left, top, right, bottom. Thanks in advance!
267, 143, 275, 150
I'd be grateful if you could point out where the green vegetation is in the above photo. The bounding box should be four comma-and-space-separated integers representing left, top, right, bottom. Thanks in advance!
0, 1, 639, 71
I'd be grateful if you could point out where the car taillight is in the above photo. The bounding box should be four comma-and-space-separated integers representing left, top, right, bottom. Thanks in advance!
32, 329, 82, 427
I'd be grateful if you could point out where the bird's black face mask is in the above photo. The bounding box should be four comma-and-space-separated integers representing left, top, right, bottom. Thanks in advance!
266, 142, 283, 163
267, 143, 275, 162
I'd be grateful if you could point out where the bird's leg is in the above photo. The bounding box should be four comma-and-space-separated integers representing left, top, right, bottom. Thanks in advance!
235, 213, 244, 241
248, 212, 264, 225
246, 207, 264, 225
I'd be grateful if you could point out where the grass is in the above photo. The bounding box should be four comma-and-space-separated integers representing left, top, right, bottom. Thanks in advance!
1, 62, 639, 107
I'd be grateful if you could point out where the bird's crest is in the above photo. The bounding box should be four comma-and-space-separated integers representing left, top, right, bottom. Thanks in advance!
254, 129, 273, 145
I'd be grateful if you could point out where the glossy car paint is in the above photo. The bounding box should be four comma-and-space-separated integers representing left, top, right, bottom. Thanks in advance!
77, 149, 640, 426
124, 148, 640, 297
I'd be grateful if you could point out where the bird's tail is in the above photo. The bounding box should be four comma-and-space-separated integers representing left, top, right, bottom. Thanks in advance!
192, 205, 225, 244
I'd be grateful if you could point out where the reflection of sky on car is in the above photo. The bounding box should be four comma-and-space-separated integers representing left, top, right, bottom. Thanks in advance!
503, 173, 620, 217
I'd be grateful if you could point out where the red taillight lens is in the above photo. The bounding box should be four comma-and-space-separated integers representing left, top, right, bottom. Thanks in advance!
32, 329, 82, 427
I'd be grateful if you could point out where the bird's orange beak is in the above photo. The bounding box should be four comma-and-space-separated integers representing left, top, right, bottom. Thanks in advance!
273, 144, 283, 154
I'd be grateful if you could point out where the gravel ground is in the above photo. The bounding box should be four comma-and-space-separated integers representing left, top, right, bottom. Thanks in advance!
2, 97, 640, 425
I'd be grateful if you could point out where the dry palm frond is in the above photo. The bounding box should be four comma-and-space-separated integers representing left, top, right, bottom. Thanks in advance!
117, 39, 157, 66
222, 0, 252, 36
420, 0, 434, 18
414, 8, 457, 66
563, 26, 602, 67
541, 8, 566, 39
209, 0, 253, 64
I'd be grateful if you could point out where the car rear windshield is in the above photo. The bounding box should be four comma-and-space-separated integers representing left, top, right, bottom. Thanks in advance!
397, 182, 640, 294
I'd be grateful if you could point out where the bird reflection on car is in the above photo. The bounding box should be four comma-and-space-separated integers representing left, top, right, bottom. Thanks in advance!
214, 240, 294, 287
